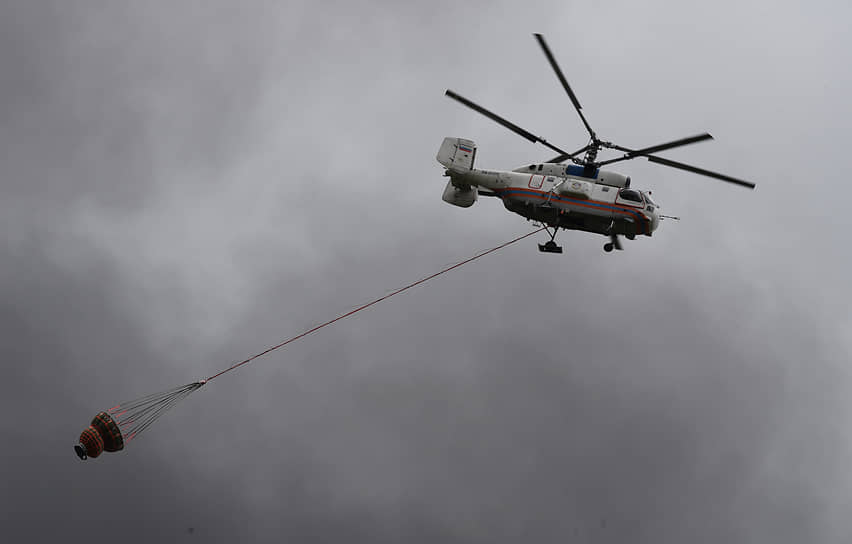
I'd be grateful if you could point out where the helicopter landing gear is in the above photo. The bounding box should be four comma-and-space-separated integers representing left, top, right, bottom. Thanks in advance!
604, 234, 623, 253
538, 226, 563, 254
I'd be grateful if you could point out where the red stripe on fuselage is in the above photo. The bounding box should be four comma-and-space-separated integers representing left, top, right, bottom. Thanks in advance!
496, 187, 649, 234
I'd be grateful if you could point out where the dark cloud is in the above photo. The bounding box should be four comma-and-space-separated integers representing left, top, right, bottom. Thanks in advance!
2, 1, 851, 543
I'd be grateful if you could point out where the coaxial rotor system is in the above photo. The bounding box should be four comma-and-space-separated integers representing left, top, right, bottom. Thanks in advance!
445, 33, 755, 189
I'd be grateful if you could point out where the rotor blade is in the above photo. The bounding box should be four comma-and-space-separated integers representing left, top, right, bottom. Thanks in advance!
597, 133, 715, 166
445, 90, 536, 143
534, 33, 596, 139
647, 155, 756, 189
445, 89, 573, 157
547, 144, 590, 164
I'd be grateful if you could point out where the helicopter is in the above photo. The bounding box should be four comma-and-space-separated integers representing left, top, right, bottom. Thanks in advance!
437, 33, 755, 253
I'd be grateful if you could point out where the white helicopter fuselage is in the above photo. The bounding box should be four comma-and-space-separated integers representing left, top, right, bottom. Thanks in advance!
437, 137, 660, 239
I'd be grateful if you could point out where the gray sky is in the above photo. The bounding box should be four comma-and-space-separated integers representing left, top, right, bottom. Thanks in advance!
2, 1, 851, 542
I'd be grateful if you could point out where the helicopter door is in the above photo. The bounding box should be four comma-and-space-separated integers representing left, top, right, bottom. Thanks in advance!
528, 175, 544, 189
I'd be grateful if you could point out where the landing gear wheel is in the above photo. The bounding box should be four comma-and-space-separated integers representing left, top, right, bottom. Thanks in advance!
607, 233, 623, 252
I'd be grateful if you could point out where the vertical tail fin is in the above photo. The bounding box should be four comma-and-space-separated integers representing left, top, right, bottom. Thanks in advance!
436, 137, 477, 173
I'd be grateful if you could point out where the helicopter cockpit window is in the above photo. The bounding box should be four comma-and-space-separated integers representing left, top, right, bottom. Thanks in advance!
618, 189, 643, 203
529, 165, 537, 171
537, 164, 543, 171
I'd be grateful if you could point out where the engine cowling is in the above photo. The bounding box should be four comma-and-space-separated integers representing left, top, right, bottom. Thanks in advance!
596, 170, 631, 188
512, 163, 631, 188
441, 179, 477, 208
